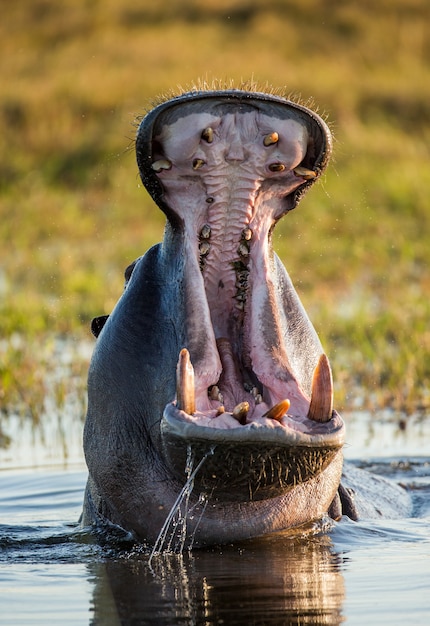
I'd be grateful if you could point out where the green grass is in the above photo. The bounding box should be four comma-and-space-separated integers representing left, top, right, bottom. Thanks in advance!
1, 0, 430, 431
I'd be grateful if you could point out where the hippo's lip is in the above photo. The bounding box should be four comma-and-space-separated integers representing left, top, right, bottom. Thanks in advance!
163, 401, 345, 448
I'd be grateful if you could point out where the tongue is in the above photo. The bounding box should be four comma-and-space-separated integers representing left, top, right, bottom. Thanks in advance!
216, 337, 250, 411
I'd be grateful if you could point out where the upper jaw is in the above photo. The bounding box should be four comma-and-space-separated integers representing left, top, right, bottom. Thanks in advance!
136, 89, 332, 222
142, 98, 334, 424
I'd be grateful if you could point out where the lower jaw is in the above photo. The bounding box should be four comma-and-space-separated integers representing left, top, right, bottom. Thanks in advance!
161, 403, 345, 502
165, 336, 344, 502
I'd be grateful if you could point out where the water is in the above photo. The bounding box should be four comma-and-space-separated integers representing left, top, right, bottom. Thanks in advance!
149, 446, 213, 559
0, 411, 429, 625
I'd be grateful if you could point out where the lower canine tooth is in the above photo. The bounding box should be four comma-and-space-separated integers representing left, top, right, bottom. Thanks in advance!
176, 348, 195, 414
307, 354, 333, 423
263, 399, 290, 422
232, 401, 250, 424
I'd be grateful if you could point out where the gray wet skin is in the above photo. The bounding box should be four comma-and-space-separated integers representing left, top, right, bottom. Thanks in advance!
82, 90, 408, 547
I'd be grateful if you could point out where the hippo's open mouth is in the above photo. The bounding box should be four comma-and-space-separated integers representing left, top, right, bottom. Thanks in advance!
134, 90, 345, 500
162, 351, 344, 501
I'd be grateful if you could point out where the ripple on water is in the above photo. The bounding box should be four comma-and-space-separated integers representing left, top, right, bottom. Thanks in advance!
0, 416, 429, 625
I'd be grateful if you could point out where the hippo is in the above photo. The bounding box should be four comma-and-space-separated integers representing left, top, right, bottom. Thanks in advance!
82, 87, 410, 549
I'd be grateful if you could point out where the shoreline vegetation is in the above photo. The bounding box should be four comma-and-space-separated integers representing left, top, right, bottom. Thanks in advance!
1, 0, 429, 442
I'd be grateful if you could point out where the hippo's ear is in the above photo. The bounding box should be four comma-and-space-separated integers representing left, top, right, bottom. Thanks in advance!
124, 258, 141, 286
91, 315, 109, 338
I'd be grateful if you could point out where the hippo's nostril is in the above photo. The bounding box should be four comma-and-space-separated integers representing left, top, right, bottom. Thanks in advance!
263, 132, 279, 146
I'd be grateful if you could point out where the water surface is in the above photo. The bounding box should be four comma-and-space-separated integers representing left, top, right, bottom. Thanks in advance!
0, 411, 429, 625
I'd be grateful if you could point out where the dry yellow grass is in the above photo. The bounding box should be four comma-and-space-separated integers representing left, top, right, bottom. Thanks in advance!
0, 0, 429, 422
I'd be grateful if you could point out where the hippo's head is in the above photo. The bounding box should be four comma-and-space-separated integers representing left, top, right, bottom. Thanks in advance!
83, 87, 345, 548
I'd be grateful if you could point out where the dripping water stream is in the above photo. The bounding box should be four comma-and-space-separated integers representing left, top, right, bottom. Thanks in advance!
149, 445, 215, 565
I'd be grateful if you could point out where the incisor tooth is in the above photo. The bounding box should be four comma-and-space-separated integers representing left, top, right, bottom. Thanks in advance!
176, 348, 195, 414
152, 159, 172, 172
193, 158, 205, 170
293, 166, 317, 180
232, 401, 250, 424
201, 127, 214, 143
263, 399, 291, 422
263, 132, 279, 146
307, 354, 333, 423
269, 162, 286, 172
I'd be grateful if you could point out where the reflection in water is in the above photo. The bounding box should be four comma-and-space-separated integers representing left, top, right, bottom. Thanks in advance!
89, 534, 345, 625
1, 459, 429, 624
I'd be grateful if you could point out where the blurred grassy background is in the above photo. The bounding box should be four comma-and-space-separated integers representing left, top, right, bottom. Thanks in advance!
0, 0, 429, 425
